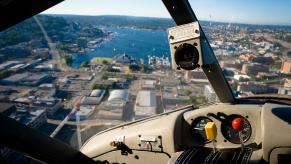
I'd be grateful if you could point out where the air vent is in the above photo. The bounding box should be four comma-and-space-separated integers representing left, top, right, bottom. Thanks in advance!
175, 147, 252, 164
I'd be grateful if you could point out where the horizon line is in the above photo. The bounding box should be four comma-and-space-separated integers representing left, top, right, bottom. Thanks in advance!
41, 13, 291, 27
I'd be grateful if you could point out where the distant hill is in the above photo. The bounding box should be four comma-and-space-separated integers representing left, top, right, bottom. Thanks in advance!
2, 14, 290, 49
0, 15, 106, 48
0, 15, 69, 48
51, 14, 291, 32
55, 15, 176, 31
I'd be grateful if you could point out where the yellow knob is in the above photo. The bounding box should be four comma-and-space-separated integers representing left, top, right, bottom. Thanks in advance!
204, 122, 217, 141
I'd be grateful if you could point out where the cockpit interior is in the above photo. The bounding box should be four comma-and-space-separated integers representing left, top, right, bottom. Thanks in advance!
1, 0, 291, 164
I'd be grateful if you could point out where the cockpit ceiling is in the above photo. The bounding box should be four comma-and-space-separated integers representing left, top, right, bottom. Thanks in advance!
0, 0, 63, 31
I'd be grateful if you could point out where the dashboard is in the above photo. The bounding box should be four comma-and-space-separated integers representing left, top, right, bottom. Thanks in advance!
81, 102, 291, 164
182, 104, 261, 149
175, 104, 262, 163
190, 114, 251, 144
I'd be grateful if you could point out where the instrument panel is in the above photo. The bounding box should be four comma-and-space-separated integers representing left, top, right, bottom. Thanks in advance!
190, 114, 252, 144
81, 103, 291, 164
221, 115, 252, 144
190, 117, 213, 144
183, 104, 261, 149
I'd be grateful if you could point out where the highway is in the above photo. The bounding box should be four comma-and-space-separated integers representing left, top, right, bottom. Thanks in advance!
34, 16, 71, 72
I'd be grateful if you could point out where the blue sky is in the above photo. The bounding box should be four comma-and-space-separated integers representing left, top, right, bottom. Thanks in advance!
43, 0, 291, 25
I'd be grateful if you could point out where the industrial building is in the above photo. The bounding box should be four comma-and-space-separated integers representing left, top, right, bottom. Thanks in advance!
106, 89, 129, 107
74, 105, 95, 120
0, 73, 52, 86
237, 82, 278, 94
163, 86, 188, 110
0, 60, 22, 71
134, 90, 157, 119
8, 63, 27, 72
81, 89, 105, 105
0, 103, 47, 129
21, 74, 53, 86
32, 97, 62, 116
37, 83, 56, 97
184, 70, 208, 83
141, 80, 156, 90
76, 90, 105, 120
0, 73, 27, 85
241, 63, 269, 76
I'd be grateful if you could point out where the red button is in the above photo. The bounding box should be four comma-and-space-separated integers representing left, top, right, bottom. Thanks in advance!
232, 118, 244, 131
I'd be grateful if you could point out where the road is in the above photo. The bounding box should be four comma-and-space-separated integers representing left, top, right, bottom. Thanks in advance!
34, 16, 71, 72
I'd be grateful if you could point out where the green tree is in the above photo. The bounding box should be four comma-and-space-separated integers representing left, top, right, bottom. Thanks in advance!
57, 44, 71, 52
80, 60, 89, 67
184, 90, 192, 96
238, 77, 249, 82
92, 84, 111, 90
63, 54, 72, 65
187, 95, 207, 107
231, 81, 238, 91
0, 70, 9, 79
141, 64, 153, 73
129, 64, 141, 72
102, 60, 109, 65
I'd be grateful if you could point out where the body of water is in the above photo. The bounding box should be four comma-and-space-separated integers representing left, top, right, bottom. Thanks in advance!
71, 27, 171, 68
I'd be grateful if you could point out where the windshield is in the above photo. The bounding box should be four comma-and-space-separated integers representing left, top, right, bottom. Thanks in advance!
0, 0, 290, 163
189, 0, 291, 97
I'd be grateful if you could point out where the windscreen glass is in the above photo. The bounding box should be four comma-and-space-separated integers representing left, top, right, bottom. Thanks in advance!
190, 0, 291, 97
0, 1, 218, 162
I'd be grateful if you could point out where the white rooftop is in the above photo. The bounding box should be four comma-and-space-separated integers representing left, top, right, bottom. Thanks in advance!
135, 90, 157, 117
136, 90, 156, 107
108, 89, 129, 102
90, 89, 105, 97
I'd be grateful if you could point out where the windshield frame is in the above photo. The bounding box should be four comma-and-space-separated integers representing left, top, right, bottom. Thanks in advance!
163, 0, 235, 103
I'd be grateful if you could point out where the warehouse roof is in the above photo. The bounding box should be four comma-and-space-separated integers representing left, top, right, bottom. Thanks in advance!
136, 90, 156, 107
108, 89, 129, 102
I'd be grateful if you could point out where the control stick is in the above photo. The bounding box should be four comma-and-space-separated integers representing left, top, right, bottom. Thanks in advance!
232, 118, 245, 150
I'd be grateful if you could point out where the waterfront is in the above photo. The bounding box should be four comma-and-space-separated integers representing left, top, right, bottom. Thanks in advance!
71, 27, 171, 67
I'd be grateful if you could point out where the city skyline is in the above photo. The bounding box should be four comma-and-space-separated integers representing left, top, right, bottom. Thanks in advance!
43, 0, 291, 26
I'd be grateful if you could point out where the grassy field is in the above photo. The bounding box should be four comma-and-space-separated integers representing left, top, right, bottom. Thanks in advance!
91, 57, 112, 64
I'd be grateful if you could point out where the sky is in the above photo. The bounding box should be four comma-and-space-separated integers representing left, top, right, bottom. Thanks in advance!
43, 0, 291, 25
